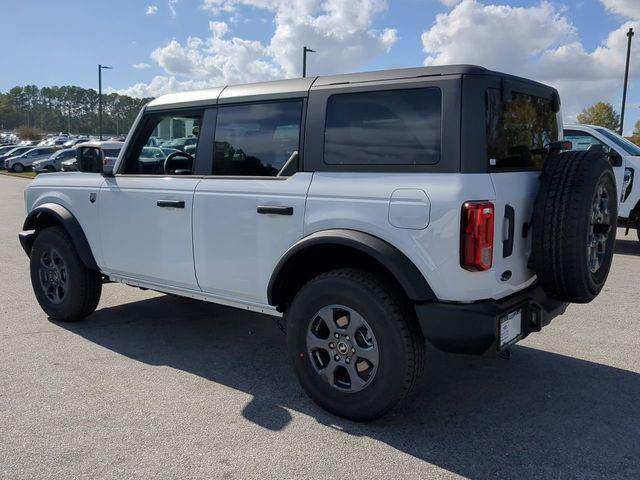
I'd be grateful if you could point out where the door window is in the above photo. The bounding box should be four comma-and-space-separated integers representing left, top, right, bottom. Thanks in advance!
212, 101, 303, 177
122, 113, 202, 175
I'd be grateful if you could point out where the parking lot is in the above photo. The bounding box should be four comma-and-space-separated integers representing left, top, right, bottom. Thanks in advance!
1, 173, 639, 479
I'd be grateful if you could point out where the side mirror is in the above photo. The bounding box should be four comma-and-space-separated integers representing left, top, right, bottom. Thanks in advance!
607, 151, 623, 167
77, 146, 103, 173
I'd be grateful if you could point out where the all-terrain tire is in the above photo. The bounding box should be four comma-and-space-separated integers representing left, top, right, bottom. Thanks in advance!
30, 226, 102, 321
286, 268, 425, 421
531, 150, 617, 303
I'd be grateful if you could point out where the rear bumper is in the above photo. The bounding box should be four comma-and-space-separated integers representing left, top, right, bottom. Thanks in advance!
415, 284, 568, 356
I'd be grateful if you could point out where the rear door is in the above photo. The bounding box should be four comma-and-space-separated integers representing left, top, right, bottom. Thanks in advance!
192, 99, 310, 306
483, 84, 562, 290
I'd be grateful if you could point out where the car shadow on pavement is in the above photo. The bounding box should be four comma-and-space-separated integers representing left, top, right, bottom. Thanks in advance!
615, 238, 640, 257
54, 294, 640, 479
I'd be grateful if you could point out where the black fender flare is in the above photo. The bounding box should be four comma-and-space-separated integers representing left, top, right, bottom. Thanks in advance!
267, 229, 436, 306
21, 203, 98, 270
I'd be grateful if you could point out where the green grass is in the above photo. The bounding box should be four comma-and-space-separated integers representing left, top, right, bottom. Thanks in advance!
0, 171, 37, 179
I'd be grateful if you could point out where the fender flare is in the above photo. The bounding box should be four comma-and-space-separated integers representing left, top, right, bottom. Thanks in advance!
21, 203, 98, 270
267, 229, 436, 306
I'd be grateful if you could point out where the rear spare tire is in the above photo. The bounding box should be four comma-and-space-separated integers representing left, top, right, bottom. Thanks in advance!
532, 150, 617, 303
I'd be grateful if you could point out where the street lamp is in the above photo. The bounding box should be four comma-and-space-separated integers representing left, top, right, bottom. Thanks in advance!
620, 28, 634, 135
98, 64, 113, 140
302, 46, 315, 78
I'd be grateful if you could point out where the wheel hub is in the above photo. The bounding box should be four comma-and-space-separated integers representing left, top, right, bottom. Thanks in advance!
306, 304, 379, 393
587, 184, 611, 274
38, 247, 68, 305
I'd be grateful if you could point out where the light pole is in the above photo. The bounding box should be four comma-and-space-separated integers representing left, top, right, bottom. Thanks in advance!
98, 64, 112, 140
620, 28, 634, 135
302, 46, 315, 78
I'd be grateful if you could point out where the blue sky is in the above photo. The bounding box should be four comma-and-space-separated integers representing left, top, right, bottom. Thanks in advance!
1, 0, 639, 133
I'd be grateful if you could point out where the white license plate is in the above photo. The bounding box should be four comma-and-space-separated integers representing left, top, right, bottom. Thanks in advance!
500, 309, 522, 348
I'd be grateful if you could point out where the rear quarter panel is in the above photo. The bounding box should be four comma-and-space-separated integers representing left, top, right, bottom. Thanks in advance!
305, 172, 530, 302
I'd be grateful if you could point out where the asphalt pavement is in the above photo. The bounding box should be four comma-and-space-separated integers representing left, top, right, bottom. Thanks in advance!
1, 174, 639, 479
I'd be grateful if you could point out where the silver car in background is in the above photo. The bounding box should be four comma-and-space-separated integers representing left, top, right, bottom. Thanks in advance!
62, 141, 123, 172
33, 148, 77, 173
5, 147, 57, 172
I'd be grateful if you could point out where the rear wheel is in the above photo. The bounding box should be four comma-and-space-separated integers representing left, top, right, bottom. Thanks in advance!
30, 226, 102, 321
286, 268, 425, 421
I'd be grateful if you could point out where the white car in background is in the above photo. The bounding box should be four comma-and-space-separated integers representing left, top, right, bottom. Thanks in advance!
564, 124, 640, 241
62, 141, 123, 173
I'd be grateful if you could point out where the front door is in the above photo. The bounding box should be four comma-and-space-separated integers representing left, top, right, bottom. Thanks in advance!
98, 110, 205, 290
192, 100, 310, 306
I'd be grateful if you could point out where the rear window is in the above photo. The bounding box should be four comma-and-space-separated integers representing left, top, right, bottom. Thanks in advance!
324, 88, 441, 166
486, 89, 559, 171
103, 149, 121, 157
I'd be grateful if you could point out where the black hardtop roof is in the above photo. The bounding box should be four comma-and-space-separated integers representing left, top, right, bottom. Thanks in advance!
146, 64, 555, 110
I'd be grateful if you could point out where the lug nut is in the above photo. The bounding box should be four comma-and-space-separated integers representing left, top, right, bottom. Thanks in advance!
334, 355, 340, 362
351, 347, 356, 354
345, 358, 350, 364
329, 342, 335, 349
345, 335, 350, 340
334, 333, 340, 338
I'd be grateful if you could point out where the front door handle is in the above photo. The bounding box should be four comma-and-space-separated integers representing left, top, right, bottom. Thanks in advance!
257, 205, 293, 216
157, 200, 185, 209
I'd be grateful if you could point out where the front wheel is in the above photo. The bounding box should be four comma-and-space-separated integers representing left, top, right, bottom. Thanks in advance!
286, 268, 425, 421
30, 226, 102, 321
12, 163, 24, 173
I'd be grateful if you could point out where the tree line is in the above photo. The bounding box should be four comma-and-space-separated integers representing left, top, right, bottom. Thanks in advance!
0, 85, 153, 136
576, 101, 640, 144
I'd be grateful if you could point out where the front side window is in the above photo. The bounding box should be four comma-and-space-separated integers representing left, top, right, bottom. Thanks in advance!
486, 89, 559, 170
123, 113, 202, 175
324, 88, 442, 166
563, 130, 608, 152
212, 101, 302, 177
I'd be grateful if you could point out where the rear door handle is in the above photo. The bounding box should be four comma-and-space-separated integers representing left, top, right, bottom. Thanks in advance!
503, 204, 515, 258
257, 205, 293, 216
157, 200, 185, 209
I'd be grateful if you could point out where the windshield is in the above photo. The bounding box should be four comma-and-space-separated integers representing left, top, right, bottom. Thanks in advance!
594, 127, 640, 156
486, 89, 559, 171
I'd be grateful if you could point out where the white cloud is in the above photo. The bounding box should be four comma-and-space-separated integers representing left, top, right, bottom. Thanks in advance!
168, 0, 178, 18
132, 63, 152, 69
121, 0, 397, 97
421, 0, 640, 128
146, 5, 158, 15
439, 0, 462, 7
600, 0, 640, 20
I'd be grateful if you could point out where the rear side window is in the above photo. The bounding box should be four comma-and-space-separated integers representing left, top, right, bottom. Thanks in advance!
486, 89, 558, 171
324, 88, 441, 166
212, 101, 302, 177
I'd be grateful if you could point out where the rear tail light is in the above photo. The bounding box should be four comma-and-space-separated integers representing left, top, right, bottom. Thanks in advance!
461, 201, 495, 271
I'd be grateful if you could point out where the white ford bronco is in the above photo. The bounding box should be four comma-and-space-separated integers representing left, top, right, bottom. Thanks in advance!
19, 65, 618, 420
